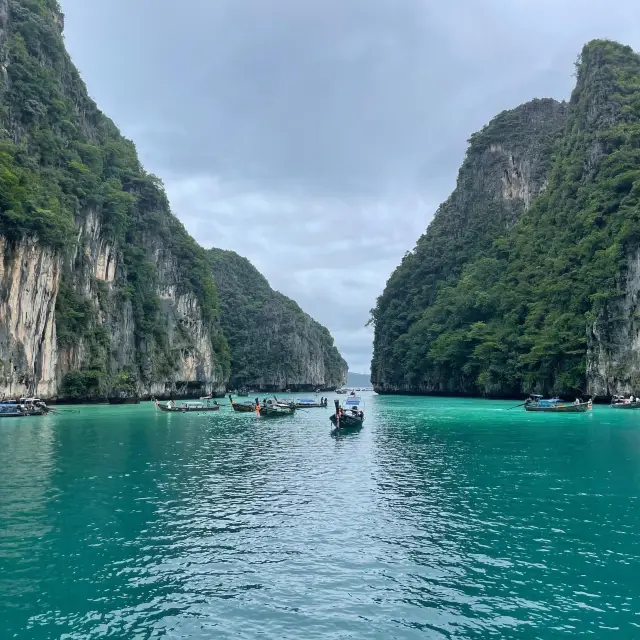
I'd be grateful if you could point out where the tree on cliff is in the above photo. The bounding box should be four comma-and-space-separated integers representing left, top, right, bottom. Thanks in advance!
371, 40, 640, 398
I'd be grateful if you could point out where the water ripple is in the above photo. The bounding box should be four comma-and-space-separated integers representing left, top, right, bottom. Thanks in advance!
1, 398, 640, 638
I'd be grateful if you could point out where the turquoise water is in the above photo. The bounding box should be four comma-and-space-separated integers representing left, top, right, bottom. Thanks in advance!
1, 395, 640, 638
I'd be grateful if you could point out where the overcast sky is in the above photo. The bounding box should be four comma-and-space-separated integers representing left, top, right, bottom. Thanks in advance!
59, 0, 640, 373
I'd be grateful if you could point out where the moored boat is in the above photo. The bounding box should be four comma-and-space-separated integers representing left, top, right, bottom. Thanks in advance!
295, 397, 328, 408
0, 400, 46, 417
336, 388, 348, 395
156, 398, 220, 413
229, 395, 256, 413
19, 397, 51, 413
524, 395, 591, 413
611, 395, 640, 409
259, 398, 295, 417
330, 397, 365, 431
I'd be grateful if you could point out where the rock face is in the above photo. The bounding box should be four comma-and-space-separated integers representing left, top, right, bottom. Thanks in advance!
0, 237, 60, 398
209, 248, 347, 391
371, 99, 568, 395
0, 0, 345, 400
372, 40, 640, 398
0, 0, 219, 400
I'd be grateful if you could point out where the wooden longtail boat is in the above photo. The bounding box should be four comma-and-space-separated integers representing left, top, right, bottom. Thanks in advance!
229, 395, 256, 413
330, 397, 365, 431
295, 398, 328, 408
524, 395, 590, 413
259, 398, 295, 417
156, 399, 220, 413
611, 395, 640, 409
0, 401, 46, 418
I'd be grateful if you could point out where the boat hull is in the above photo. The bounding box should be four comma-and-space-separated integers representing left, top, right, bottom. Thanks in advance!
525, 403, 588, 413
330, 414, 364, 428
0, 411, 44, 418
158, 404, 220, 412
232, 403, 256, 413
611, 402, 640, 409
259, 408, 295, 417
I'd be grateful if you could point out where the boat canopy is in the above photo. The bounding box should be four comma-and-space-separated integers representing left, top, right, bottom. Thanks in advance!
345, 396, 361, 406
537, 398, 561, 407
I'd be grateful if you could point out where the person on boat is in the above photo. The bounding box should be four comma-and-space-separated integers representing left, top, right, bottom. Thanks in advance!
574, 397, 581, 406
167, 400, 175, 409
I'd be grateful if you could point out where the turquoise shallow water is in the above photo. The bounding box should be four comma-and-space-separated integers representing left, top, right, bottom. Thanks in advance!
1, 395, 640, 638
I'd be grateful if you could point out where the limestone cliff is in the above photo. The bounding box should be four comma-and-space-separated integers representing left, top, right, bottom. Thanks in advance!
371, 99, 568, 395
0, 0, 345, 400
209, 248, 347, 391
0, 0, 229, 399
372, 40, 640, 399
0, 236, 60, 398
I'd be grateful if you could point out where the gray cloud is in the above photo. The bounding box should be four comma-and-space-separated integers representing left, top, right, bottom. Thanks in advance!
61, 0, 640, 372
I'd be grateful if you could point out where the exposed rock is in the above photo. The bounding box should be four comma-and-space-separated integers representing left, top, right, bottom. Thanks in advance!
0, 0, 345, 400
0, 237, 60, 398
209, 248, 347, 391
372, 40, 640, 399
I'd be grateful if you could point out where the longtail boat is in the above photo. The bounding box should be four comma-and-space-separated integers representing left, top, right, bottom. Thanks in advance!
259, 398, 295, 417
156, 398, 220, 413
295, 398, 328, 408
611, 395, 640, 409
0, 400, 47, 417
229, 395, 256, 413
330, 396, 365, 431
524, 395, 590, 413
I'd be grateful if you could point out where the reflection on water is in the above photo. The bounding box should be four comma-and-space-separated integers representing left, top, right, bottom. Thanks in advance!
0, 398, 639, 638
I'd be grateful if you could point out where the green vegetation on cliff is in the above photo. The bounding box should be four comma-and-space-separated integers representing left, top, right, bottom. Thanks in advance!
0, 0, 346, 398
0, 0, 230, 396
209, 248, 347, 390
371, 40, 640, 397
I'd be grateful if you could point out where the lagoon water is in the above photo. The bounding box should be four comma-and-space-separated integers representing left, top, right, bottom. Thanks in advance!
1, 395, 640, 638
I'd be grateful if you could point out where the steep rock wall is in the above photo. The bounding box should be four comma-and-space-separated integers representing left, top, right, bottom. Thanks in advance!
0, 0, 229, 400
209, 248, 347, 391
587, 251, 640, 398
0, 237, 60, 398
373, 40, 640, 399
372, 99, 568, 394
